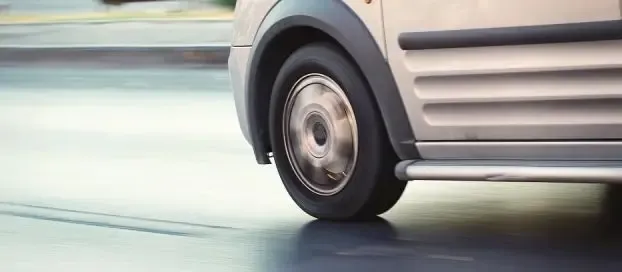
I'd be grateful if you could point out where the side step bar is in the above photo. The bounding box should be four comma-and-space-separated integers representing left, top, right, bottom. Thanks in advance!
395, 160, 622, 183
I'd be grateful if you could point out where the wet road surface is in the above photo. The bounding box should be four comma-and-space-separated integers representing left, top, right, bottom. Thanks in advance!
1, 66, 622, 271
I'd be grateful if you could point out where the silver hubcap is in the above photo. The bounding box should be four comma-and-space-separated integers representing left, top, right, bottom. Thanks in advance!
283, 73, 358, 196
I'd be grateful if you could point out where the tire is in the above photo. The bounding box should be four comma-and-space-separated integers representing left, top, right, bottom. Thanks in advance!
268, 42, 407, 221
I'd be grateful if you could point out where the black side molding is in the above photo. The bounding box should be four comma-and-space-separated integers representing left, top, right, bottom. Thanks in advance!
398, 20, 622, 50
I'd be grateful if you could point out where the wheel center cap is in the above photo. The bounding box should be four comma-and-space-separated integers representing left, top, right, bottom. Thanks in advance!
312, 122, 327, 146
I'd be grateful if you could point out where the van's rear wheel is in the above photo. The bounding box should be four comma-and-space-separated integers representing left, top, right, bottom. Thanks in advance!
268, 42, 407, 221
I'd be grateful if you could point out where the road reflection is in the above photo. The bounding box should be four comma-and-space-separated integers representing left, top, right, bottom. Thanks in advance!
266, 184, 622, 272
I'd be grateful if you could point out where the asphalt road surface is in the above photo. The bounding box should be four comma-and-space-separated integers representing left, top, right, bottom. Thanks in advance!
2, 66, 622, 271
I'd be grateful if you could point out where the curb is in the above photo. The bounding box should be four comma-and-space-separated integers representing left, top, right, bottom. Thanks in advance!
0, 44, 231, 68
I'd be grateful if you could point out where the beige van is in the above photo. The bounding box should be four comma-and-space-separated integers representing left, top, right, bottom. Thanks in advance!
228, 0, 622, 220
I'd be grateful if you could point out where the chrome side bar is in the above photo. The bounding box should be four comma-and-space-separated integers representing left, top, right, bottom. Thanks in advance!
395, 160, 622, 183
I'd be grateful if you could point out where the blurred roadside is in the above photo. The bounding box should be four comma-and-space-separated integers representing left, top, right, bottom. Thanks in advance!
0, 0, 234, 66
0, 0, 233, 24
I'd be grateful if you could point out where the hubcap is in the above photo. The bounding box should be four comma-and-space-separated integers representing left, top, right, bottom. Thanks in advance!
283, 73, 358, 196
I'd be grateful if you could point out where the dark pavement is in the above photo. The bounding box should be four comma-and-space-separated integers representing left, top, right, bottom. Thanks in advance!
1, 66, 622, 271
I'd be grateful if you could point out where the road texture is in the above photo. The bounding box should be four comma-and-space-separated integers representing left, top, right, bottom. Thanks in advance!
1, 66, 622, 271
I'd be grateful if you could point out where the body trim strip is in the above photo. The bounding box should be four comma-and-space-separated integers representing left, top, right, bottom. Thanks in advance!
398, 20, 622, 50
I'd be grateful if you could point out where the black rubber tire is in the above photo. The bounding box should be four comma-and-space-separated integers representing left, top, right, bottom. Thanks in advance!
268, 42, 407, 221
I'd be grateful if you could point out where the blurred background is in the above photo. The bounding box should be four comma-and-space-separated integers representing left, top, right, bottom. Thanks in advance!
1, 1, 622, 271
0, 0, 234, 15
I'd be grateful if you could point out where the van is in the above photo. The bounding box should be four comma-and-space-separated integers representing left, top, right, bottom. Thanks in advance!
228, 0, 622, 220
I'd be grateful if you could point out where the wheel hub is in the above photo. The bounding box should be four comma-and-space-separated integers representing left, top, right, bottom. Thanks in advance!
283, 74, 358, 196
311, 121, 327, 146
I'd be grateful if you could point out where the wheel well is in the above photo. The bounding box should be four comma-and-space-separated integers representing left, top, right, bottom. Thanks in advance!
253, 26, 351, 153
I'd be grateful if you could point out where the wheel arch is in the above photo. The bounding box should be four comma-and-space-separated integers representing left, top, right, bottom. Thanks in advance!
246, 0, 419, 164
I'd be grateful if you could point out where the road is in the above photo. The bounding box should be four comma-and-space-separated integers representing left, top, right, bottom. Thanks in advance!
1, 66, 622, 271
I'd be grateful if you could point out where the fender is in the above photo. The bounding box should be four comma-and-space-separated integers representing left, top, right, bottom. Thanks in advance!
246, 0, 419, 164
